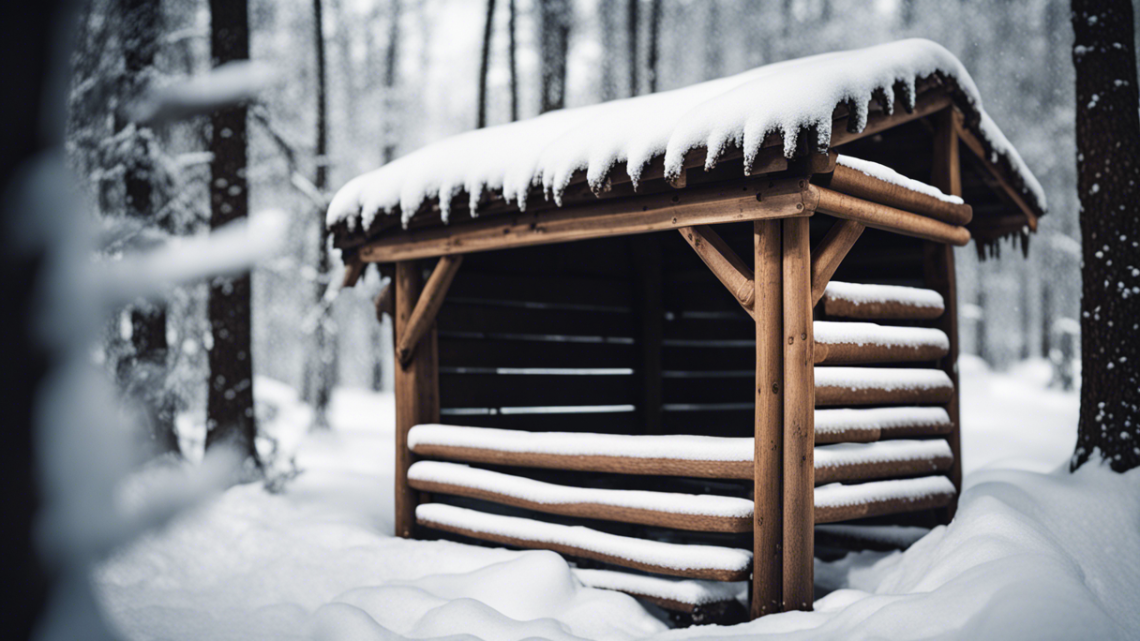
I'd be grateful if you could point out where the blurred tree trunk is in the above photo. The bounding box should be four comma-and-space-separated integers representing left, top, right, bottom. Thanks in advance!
304, 0, 336, 430
599, 0, 618, 101
646, 0, 661, 93
1070, 0, 1140, 472
626, 0, 638, 95
539, 0, 570, 112
508, 0, 518, 121
477, 0, 497, 128
703, 1, 721, 79
118, 0, 180, 456
205, 0, 259, 465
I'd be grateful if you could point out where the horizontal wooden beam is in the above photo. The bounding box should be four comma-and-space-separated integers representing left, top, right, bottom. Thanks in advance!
807, 185, 971, 246
815, 381, 955, 406
358, 178, 813, 262
408, 477, 751, 533
814, 340, 949, 365
815, 486, 954, 524
824, 164, 972, 226
822, 295, 944, 321
815, 454, 953, 486
830, 90, 954, 149
810, 219, 865, 307
395, 255, 462, 366
678, 225, 756, 318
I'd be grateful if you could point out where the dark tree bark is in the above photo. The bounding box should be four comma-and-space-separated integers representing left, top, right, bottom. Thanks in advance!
118, 0, 180, 456
305, 0, 336, 430
1070, 0, 1140, 472
627, 0, 638, 96
508, 0, 518, 121
205, 0, 258, 464
477, 0, 497, 128
381, 0, 401, 164
646, 0, 661, 93
539, 0, 570, 113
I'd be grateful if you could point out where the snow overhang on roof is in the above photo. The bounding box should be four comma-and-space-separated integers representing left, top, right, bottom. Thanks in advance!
327, 38, 1046, 251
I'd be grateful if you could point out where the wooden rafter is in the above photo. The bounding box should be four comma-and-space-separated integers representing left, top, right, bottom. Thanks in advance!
952, 110, 1039, 232
810, 219, 865, 307
678, 225, 756, 318
395, 255, 463, 366
823, 164, 973, 226
807, 185, 971, 245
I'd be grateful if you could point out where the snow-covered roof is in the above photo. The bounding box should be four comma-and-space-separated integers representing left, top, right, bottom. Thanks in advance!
328, 39, 1045, 244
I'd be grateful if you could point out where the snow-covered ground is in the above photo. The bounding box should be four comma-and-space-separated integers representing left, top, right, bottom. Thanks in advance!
95, 358, 1140, 641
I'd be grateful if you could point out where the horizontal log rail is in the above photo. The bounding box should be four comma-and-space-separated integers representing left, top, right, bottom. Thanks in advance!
814, 409, 954, 445
814, 481, 956, 524
395, 255, 463, 366
806, 185, 971, 246
358, 178, 813, 262
815, 382, 955, 406
810, 219, 865, 307
679, 225, 756, 318
813, 340, 949, 365
822, 295, 945, 321
814, 453, 953, 486
822, 164, 973, 226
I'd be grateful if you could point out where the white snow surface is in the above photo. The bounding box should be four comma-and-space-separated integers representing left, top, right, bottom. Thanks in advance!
416, 503, 753, 573
813, 321, 949, 350
814, 476, 956, 509
573, 569, 747, 607
410, 423, 754, 461
814, 439, 952, 469
814, 367, 953, 391
408, 460, 754, 518
327, 39, 1044, 230
815, 406, 951, 436
836, 155, 965, 204
822, 281, 945, 310
95, 364, 1138, 641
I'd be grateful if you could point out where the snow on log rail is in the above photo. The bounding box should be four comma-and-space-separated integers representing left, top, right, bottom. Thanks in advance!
822, 281, 945, 320
415, 503, 753, 581
409, 425, 953, 480
814, 406, 952, 444
813, 321, 949, 364
408, 461, 753, 532
327, 39, 1044, 242
814, 367, 954, 406
573, 569, 746, 613
814, 476, 956, 523
825, 155, 972, 225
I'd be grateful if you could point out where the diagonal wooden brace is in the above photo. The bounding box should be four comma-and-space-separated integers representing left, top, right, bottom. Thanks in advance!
810, 219, 865, 307
678, 225, 756, 318
395, 255, 463, 366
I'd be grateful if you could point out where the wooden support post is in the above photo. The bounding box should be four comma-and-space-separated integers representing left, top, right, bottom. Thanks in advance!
678, 225, 756, 317
395, 255, 463, 366
781, 216, 814, 611
810, 219, 865, 306
394, 261, 440, 539
928, 108, 963, 522
633, 236, 664, 435
751, 220, 783, 618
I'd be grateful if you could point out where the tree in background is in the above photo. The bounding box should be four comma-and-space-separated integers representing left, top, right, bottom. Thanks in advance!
303, 0, 337, 430
646, 0, 662, 93
539, 0, 571, 112
508, 0, 518, 121
626, 0, 638, 95
1070, 0, 1140, 472
206, 0, 258, 465
477, 0, 497, 129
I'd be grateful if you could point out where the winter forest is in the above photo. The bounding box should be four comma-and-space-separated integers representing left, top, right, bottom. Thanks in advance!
7, 0, 1140, 639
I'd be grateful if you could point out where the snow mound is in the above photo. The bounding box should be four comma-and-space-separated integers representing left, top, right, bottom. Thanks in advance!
327, 39, 1044, 231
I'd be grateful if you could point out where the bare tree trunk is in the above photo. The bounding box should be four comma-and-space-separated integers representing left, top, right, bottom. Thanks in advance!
477, 0, 497, 128
539, 0, 570, 113
119, 0, 180, 456
1070, 0, 1140, 473
508, 0, 518, 121
599, 0, 618, 101
382, 0, 401, 164
304, 0, 336, 430
627, 0, 638, 96
205, 0, 258, 465
646, 0, 661, 93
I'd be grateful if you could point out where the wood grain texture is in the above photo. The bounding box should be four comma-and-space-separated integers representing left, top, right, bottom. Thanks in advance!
814, 418, 953, 445
752, 219, 783, 618
814, 485, 956, 524
809, 185, 971, 246
814, 340, 949, 365
781, 217, 815, 611
814, 454, 954, 485
407, 478, 751, 533
359, 178, 812, 262
679, 225, 756, 318
396, 255, 462, 365
821, 296, 944, 321
417, 517, 752, 581
410, 443, 755, 479
814, 381, 954, 406
394, 262, 441, 539
810, 219, 865, 307
824, 164, 973, 226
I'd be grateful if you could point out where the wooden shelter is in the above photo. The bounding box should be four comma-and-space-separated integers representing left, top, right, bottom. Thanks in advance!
328, 40, 1044, 621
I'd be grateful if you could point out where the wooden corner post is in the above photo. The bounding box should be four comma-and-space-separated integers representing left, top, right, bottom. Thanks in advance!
927, 107, 963, 521
394, 261, 441, 539
782, 216, 815, 611
751, 220, 783, 618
